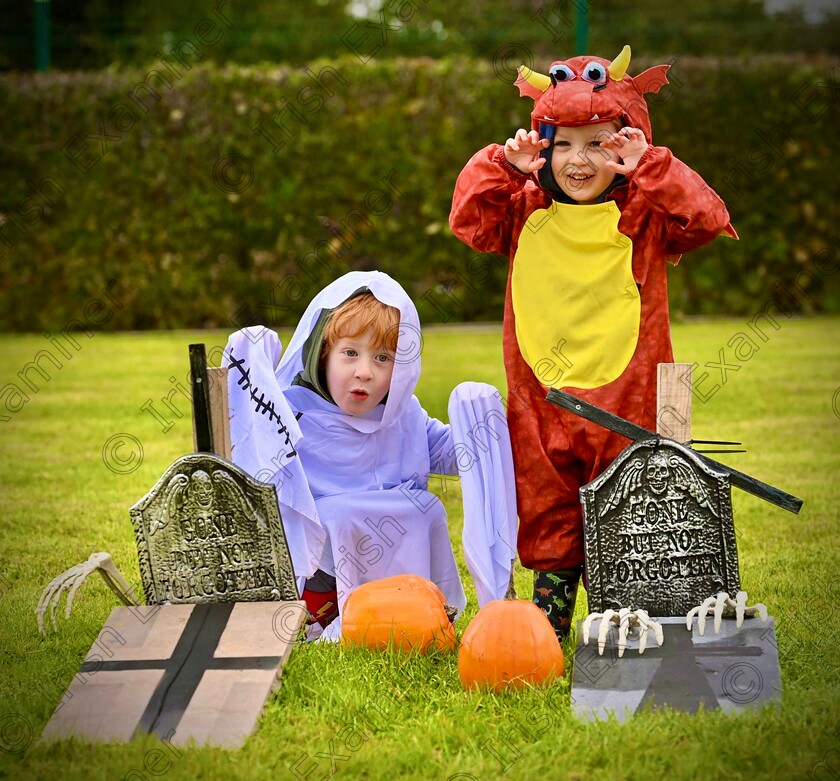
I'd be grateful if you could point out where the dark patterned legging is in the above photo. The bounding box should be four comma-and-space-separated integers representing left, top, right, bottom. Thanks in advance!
532, 567, 582, 641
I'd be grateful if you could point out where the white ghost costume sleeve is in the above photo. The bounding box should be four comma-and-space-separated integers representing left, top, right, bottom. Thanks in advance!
448, 383, 518, 607
224, 327, 325, 583
275, 271, 468, 642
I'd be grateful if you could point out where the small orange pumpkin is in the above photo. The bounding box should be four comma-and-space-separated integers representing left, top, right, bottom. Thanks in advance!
458, 599, 564, 691
341, 574, 457, 653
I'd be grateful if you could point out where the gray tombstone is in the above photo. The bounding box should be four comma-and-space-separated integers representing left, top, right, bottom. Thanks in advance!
581, 439, 740, 616
130, 453, 298, 605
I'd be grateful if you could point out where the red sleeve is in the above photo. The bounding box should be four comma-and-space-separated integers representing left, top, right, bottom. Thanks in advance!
624, 145, 738, 260
449, 144, 531, 255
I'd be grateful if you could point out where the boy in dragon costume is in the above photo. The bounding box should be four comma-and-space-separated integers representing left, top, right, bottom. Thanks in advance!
449, 46, 736, 640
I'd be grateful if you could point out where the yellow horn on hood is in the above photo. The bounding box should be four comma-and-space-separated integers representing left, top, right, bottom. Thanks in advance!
517, 65, 551, 93
608, 45, 631, 80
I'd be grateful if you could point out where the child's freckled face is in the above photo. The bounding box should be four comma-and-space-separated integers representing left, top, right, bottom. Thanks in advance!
550, 122, 621, 204
325, 329, 395, 416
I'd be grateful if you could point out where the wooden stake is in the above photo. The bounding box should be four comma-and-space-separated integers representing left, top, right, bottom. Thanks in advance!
208, 367, 232, 460
657, 363, 692, 443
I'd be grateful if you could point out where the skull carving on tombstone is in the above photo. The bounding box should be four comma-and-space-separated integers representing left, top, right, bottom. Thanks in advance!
646, 453, 669, 496
190, 470, 215, 511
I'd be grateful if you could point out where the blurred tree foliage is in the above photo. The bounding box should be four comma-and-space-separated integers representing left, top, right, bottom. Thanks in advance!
1, 0, 838, 72
0, 55, 836, 331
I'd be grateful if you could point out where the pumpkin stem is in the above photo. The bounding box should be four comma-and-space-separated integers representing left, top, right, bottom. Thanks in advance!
504, 560, 518, 600
444, 604, 458, 623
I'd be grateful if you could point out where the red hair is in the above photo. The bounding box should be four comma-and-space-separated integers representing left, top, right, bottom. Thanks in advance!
321, 294, 399, 361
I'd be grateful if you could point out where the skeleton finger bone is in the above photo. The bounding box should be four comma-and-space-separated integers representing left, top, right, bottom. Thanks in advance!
49, 570, 82, 631
581, 612, 602, 645
64, 570, 93, 619
40, 568, 81, 632
713, 591, 727, 634
617, 608, 633, 658
632, 608, 663, 654
733, 590, 767, 626
37, 568, 79, 634
598, 609, 619, 655
686, 594, 718, 635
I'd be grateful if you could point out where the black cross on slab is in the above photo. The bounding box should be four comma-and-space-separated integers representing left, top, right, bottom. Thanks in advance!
635, 622, 762, 713
79, 603, 282, 740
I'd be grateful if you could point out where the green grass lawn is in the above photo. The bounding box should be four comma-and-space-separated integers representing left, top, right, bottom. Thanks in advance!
1, 319, 838, 781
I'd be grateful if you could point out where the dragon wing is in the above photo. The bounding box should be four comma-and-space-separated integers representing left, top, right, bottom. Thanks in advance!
515, 65, 550, 100
633, 64, 670, 96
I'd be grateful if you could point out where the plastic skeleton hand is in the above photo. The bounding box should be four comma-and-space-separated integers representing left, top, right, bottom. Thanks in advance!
685, 591, 768, 636
582, 608, 664, 657
36, 552, 140, 634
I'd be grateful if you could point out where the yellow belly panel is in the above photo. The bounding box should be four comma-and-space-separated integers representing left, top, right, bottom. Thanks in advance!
512, 201, 640, 390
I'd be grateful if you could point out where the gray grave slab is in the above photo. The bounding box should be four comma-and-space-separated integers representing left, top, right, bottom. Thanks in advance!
41, 601, 306, 748
571, 616, 781, 722
130, 453, 298, 606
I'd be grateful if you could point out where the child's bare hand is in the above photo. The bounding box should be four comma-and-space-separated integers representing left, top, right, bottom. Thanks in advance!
602, 127, 648, 175
504, 129, 549, 174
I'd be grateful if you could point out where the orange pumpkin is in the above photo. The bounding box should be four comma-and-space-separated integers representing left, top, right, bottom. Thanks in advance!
458, 599, 564, 691
340, 574, 457, 653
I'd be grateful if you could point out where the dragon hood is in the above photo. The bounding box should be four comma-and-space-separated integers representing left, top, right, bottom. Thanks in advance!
515, 45, 669, 143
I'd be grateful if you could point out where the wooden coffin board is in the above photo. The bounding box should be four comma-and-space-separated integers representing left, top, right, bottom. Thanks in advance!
41, 601, 306, 748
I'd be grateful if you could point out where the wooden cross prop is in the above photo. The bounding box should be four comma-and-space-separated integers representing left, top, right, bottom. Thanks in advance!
41, 601, 306, 747
545, 363, 803, 515
76, 603, 293, 741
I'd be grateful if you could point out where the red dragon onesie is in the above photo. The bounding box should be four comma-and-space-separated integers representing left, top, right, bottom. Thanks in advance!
449, 46, 736, 638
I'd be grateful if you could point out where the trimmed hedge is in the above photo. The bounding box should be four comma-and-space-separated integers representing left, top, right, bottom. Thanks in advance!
0, 54, 838, 331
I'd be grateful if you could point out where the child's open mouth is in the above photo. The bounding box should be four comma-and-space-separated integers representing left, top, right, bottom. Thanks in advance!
350, 389, 369, 400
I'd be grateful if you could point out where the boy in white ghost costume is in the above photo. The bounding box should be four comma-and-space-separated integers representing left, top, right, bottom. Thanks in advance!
224, 271, 517, 640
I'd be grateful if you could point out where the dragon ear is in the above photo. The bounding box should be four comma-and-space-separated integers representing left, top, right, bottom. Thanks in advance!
608, 45, 631, 80
634, 64, 671, 95
515, 65, 551, 100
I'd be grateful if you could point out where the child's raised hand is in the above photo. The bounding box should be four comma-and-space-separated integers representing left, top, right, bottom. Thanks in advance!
602, 127, 648, 175
504, 129, 549, 174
